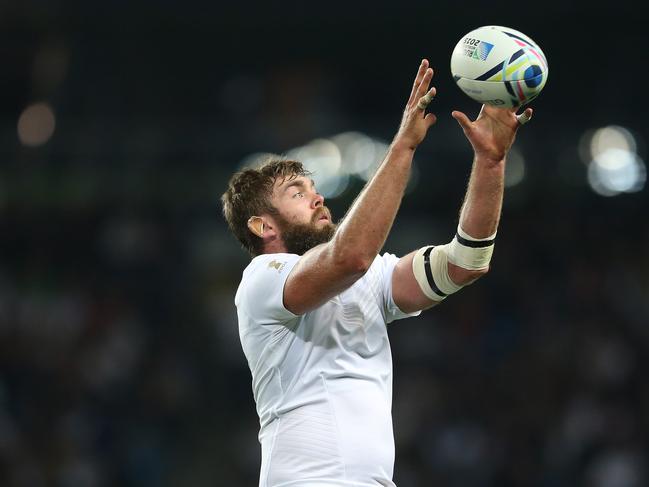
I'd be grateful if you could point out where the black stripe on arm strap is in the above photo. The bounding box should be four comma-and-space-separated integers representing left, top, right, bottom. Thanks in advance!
423, 246, 447, 298
455, 233, 495, 248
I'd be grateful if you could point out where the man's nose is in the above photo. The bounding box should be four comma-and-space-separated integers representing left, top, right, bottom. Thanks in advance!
312, 192, 324, 208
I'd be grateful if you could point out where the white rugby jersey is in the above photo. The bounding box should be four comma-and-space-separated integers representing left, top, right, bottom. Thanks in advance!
235, 252, 420, 487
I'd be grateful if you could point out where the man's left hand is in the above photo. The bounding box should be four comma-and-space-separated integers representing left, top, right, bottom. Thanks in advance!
451, 105, 533, 164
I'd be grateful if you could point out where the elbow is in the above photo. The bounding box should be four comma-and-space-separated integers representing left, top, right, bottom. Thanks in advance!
327, 232, 374, 275
338, 253, 373, 275
352, 256, 373, 274
329, 243, 373, 276
449, 264, 490, 287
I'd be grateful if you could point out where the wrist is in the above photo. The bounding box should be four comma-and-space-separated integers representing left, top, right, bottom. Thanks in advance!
474, 151, 506, 167
391, 137, 418, 154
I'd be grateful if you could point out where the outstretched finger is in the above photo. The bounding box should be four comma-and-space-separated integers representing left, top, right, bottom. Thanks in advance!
451, 110, 473, 132
407, 59, 429, 107
414, 68, 434, 104
417, 86, 436, 111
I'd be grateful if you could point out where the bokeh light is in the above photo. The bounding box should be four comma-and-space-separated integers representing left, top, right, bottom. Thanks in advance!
581, 126, 646, 196
286, 138, 349, 199
331, 132, 389, 181
238, 152, 279, 170
239, 132, 404, 200
588, 149, 646, 196
505, 147, 526, 188
17, 102, 56, 147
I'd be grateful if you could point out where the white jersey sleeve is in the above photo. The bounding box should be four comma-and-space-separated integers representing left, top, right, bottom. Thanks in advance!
378, 252, 422, 324
236, 253, 301, 324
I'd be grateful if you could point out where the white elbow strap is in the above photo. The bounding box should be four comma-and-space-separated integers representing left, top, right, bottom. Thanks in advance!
447, 226, 496, 270
412, 244, 462, 301
412, 228, 496, 301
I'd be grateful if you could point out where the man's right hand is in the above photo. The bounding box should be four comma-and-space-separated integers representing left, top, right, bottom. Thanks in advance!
393, 59, 438, 152
283, 60, 438, 316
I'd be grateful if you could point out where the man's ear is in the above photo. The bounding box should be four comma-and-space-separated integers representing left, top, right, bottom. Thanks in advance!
247, 216, 265, 238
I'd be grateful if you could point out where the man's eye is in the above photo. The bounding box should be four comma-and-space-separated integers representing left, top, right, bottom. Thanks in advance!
293, 192, 304, 198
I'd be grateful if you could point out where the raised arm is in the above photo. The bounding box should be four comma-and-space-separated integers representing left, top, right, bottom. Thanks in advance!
392, 104, 533, 313
452, 104, 533, 240
283, 60, 438, 315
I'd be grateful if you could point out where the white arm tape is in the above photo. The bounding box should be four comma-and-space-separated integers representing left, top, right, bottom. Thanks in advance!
446, 226, 496, 270
412, 244, 463, 302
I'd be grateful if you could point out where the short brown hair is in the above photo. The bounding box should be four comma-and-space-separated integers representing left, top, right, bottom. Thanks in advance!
221, 158, 310, 256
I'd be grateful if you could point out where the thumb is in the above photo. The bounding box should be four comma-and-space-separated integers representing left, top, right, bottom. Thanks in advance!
424, 112, 437, 128
451, 110, 473, 132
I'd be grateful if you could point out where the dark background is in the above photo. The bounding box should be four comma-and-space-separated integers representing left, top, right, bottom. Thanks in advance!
1, 1, 648, 486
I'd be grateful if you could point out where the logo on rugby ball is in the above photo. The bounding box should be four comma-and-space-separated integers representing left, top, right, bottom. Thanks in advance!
462, 38, 494, 61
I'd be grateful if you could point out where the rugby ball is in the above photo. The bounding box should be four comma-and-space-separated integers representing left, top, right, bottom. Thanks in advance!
450, 25, 548, 107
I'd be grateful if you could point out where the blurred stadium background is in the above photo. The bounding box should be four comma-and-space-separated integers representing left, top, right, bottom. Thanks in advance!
1, 1, 648, 486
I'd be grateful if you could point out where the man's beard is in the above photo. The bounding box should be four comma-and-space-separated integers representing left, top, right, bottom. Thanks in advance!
275, 209, 336, 256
